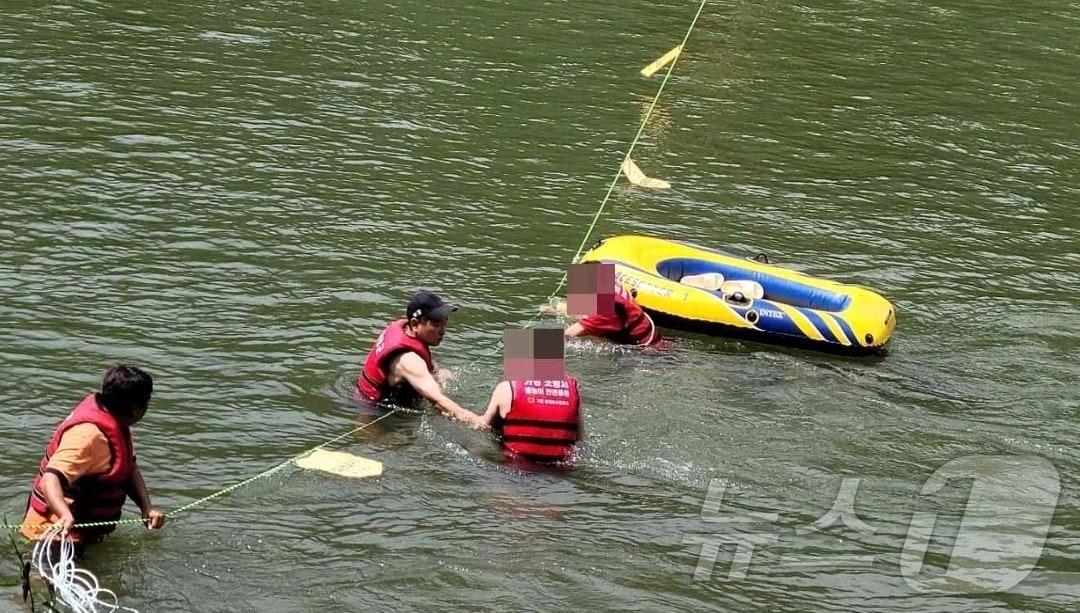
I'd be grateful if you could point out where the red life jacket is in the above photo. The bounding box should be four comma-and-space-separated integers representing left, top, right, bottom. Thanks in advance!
356, 319, 435, 404
500, 378, 581, 463
28, 394, 134, 538
614, 286, 658, 345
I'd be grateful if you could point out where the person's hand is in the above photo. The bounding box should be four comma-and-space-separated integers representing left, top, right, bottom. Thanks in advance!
466, 413, 488, 431
539, 299, 567, 316
142, 507, 165, 530
57, 509, 75, 534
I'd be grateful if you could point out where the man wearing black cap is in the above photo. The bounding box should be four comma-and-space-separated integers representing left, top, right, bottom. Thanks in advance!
355, 291, 485, 428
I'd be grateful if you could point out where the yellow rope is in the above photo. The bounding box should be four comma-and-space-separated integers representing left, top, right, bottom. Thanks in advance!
3, 0, 710, 535
546, 0, 709, 302
3, 407, 403, 532
477, 0, 709, 349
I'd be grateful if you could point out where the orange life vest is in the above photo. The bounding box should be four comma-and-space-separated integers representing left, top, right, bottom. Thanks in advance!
27, 394, 134, 540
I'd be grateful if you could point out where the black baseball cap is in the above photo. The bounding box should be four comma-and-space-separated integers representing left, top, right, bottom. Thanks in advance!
406, 291, 458, 322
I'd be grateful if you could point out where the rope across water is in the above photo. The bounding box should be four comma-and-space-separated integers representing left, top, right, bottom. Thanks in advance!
3, 0, 709, 535
476, 0, 709, 361
3, 407, 403, 532
551, 0, 709, 298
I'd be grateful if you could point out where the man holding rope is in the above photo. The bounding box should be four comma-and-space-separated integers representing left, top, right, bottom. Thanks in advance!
21, 364, 165, 554
355, 291, 486, 429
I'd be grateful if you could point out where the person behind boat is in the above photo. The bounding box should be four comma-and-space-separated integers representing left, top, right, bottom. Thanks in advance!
21, 365, 165, 553
481, 328, 582, 464
356, 290, 485, 429
541, 261, 661, 347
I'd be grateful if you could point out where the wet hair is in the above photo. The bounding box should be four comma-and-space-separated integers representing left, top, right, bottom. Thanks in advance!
95, 364, 153, 419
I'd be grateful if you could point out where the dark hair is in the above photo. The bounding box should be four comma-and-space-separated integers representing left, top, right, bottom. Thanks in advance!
95, 364, 153, 419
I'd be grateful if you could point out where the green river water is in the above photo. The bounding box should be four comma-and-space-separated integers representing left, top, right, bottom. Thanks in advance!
1, 0, 1078, 611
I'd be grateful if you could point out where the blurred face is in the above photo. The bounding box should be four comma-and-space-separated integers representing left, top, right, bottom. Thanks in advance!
567, 261, 617, 316
412, 316, 448, 346
503, 328, 565, 380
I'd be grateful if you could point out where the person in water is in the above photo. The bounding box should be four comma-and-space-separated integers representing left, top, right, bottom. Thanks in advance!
21, 365, 165, 554
356, 290, 485, 429
542, 262, 662, 347
481, 328, 582, 464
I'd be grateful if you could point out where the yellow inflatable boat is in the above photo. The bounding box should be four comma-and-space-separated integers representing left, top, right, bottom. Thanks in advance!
578, 235, 895, 355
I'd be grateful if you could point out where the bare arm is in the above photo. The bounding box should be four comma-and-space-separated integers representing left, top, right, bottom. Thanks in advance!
396, 352, 486, 429
480, 381, 512, 426
40, 472, 75, 531
565, 322, 588, 339
126, 464, 165, 529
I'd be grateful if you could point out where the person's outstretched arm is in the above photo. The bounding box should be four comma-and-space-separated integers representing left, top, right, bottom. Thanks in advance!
396, 352, 486, 430
565, 322, 588, 339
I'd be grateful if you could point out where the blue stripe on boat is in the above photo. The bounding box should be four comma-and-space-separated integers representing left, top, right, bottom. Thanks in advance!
829, 313, 860, 346
799, 308, 840, 344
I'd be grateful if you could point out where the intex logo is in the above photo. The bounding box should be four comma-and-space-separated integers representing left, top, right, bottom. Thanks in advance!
755, 309, 784, 320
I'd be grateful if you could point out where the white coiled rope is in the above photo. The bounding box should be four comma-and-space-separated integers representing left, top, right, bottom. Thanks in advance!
31, 525, 139, 613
